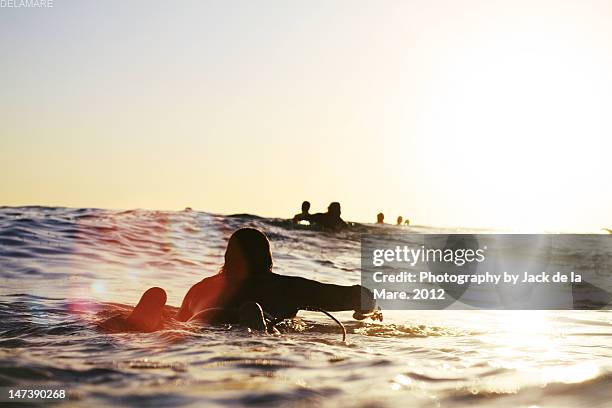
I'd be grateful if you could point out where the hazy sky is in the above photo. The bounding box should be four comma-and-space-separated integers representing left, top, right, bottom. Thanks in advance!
2, 0, 612, 231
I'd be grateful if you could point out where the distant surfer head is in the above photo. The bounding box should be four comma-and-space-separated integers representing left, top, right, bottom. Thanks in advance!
301, 201, 311, 213
377, 212, 384, 224
328, 202, 341, 218
222, 228, 273, 278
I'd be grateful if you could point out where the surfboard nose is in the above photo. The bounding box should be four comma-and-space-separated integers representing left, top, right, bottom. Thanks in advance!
138, 287, 167, 309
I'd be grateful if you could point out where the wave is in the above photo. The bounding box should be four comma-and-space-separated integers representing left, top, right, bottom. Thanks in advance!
1, 206, 611, 407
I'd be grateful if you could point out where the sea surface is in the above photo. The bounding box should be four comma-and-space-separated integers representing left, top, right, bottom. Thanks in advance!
0, 206, 610, 407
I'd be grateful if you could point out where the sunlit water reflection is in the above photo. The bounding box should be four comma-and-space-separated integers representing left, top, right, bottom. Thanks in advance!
0, 207, 610, 407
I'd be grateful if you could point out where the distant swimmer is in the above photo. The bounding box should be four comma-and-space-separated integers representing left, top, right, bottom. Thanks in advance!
396, 216, 403, 226
376, 212, 385, 224
309, 202, 348, 231
404, 219, 410, 226
292, 201, 311, 223
101, 228, 378, 333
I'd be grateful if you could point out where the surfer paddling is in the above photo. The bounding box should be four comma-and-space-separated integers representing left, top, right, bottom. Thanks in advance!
308, 202, 348, 230
101, 228, 380, 333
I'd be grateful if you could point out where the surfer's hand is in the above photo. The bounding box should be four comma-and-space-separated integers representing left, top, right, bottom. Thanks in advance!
359, 286, 376, 311
352, 308, 383, 322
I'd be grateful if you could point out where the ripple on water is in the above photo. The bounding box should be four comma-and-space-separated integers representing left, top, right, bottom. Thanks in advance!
0, 207, 611, 407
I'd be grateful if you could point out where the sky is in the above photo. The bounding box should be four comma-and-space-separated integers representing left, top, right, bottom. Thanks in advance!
1, 0, 612, 231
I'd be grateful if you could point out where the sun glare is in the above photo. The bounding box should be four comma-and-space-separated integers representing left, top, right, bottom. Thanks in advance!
412, 13, 612, 231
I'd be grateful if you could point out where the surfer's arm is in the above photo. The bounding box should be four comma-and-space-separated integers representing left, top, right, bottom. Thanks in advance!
288, 277, 376, 314
176, 282, 203, 322
177, 278, 232, 322
292, 213, 307, 223
176, 297, 192, 322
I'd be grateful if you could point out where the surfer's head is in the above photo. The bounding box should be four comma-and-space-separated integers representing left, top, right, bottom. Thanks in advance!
301, 201, 310, 213
328, 202, 341, 218
222, 228, 273, 278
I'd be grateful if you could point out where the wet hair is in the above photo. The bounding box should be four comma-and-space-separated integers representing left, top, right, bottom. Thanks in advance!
301, 201, 310, 213
221, 228, 273, 277
328, 202, 341, 217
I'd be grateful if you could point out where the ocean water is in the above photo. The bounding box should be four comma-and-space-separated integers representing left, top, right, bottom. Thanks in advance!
0, 206, 610, 407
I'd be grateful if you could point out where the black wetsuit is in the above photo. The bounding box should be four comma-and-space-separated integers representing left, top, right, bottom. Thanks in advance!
292, 212, 310, 223
308, 213, 347, 230
176, 273, 373, 322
